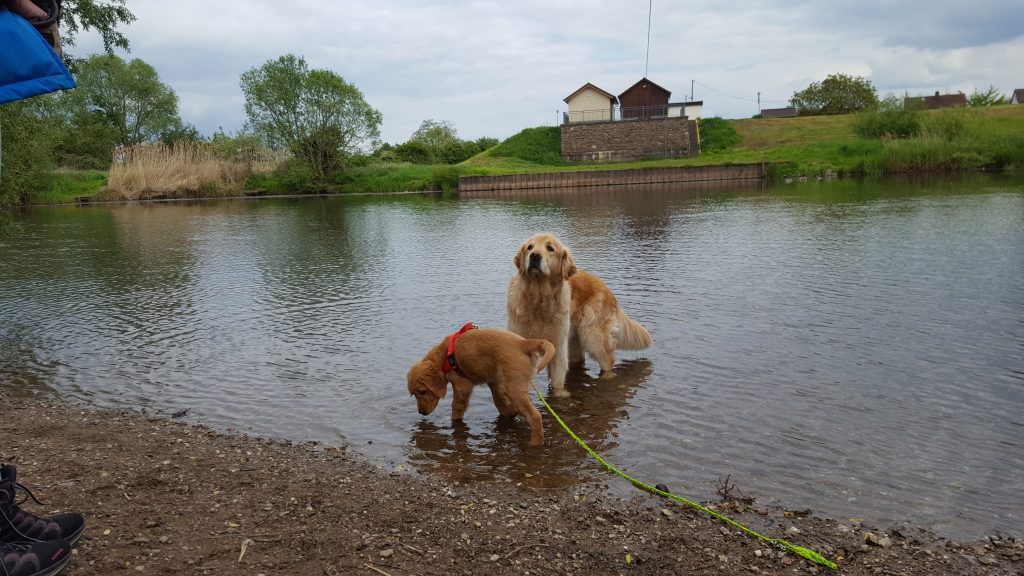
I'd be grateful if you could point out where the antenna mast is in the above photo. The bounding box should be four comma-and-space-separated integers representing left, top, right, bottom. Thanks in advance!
644, 0, 652, 77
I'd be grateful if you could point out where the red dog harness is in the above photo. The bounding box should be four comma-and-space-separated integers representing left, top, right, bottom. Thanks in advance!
441, 322, 477, 376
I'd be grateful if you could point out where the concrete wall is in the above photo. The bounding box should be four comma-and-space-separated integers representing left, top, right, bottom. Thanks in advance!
560, 117, 693, 163
458, 163, 764, 193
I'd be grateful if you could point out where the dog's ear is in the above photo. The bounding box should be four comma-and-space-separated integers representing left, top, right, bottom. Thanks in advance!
423, 367, 449, 399
561, 247, 577, 279
513, 243, 526, 272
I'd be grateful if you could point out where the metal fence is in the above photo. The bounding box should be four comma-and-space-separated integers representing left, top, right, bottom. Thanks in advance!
563, 104, 684, 124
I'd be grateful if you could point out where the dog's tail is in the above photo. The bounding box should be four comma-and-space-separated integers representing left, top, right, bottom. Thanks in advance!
616, 308, 652, 350
527, 339, 556, 374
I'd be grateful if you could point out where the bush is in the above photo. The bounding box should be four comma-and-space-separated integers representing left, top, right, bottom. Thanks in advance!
275, 160, 315, 192
394, 141, 433, 164
853, 96, 921, 139
430, 166, 462, 191
921, 108, 971, 141
698, 117, 741, 153
0, 99, 61, 206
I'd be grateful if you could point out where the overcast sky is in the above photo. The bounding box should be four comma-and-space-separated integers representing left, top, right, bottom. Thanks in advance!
70, 0, 1024, 146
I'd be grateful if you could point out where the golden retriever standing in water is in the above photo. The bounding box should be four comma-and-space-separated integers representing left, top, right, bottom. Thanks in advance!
407, 324, 555, 446
507, 233, 651, 395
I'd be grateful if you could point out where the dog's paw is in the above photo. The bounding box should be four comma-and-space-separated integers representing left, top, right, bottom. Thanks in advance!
549, 387, 571, 398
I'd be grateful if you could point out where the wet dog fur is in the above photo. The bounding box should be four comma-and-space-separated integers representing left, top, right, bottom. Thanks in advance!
407, 327, 555, 446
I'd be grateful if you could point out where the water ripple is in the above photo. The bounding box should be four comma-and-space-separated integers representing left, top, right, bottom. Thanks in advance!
1, 180, 1022, 538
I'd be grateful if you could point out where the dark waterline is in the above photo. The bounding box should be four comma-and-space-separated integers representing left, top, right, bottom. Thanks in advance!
2, 174, 1022, 539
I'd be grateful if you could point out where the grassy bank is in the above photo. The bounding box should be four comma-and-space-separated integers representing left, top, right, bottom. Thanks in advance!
28, 169, 108, 204
26, 104, 1024, 204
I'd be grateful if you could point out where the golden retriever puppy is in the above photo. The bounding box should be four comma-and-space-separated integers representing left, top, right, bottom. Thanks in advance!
508, 233, 651, 395
407, 324, 555, 446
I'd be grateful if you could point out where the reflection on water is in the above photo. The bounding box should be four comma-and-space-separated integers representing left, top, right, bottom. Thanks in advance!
1, 175, 1023, 539
407, 359, 652, 488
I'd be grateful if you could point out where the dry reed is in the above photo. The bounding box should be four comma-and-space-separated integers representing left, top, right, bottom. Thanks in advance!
105, 142, 254, 200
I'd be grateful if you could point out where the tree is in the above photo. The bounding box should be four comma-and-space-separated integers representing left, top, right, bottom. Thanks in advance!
791, 73, 878, 116
59, 0, 136, 56
240, 55, 381, 179
68, 54, 182, 148
0, 98, 63, 205
1, 0, 135, 208
409, 120, 459, 156
967, 86, 1009, 107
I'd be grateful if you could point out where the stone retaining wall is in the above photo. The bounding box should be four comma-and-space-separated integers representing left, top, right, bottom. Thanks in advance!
560, 117, 694, 163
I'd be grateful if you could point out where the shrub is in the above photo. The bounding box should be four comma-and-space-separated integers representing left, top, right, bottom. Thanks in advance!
394, 141, 433, 164
430, 166, 462, 191
921, 108, 972, 142
853, 95, 921, 139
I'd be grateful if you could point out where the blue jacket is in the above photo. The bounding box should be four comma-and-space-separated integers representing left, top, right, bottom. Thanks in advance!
0, 6, 75, 104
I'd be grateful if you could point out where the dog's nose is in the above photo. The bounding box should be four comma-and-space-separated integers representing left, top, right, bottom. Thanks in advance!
419, 409, 429, 416
528, 253, 542, 268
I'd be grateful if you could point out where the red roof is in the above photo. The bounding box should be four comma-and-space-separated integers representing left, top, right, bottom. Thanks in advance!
618, 77, 671, 100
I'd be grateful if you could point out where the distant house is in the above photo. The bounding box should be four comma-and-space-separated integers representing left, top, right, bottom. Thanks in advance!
905, 91, 967, 110
619, 77, 671, 120
760, 106, 797, 118
563, 83, 617, 123
668, 100, 703, 119
1012, 89, 1024, 104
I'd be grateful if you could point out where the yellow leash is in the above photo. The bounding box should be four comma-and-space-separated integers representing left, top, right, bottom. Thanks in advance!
532, 382, 838, 570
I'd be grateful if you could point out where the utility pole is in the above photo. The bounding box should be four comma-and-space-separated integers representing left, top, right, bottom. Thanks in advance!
690, 79, 694, 101
757, 91, 761, 114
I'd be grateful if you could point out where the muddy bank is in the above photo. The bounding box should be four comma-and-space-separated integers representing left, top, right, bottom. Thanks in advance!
1, 394, 1020, 575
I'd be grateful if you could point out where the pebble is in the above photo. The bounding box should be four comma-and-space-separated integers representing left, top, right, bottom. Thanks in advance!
379, 549, 393, 558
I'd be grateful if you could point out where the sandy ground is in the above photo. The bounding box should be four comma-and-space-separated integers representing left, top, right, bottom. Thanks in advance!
1, 393, 1021, 576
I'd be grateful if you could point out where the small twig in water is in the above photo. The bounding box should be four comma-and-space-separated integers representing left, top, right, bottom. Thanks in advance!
715, 474, 755, 504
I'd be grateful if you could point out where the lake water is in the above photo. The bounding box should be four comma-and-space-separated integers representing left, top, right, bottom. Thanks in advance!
1, 175, 1022, 539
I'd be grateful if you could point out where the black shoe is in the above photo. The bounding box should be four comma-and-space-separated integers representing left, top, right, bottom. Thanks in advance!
0, 538, 73, 576
0, 465, 84, 545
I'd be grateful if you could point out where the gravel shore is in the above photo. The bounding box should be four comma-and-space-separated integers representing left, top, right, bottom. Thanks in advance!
2, 394, 1021, 575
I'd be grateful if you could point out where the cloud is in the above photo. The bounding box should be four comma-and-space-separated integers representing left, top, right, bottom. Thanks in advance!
67, 0, 1024, 144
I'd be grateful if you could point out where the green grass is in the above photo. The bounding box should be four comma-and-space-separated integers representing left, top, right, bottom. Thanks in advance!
30, 170, 107, 204
30, 105, 1024, 202
485, 126, 563, 165
466, 105, 1024, 178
